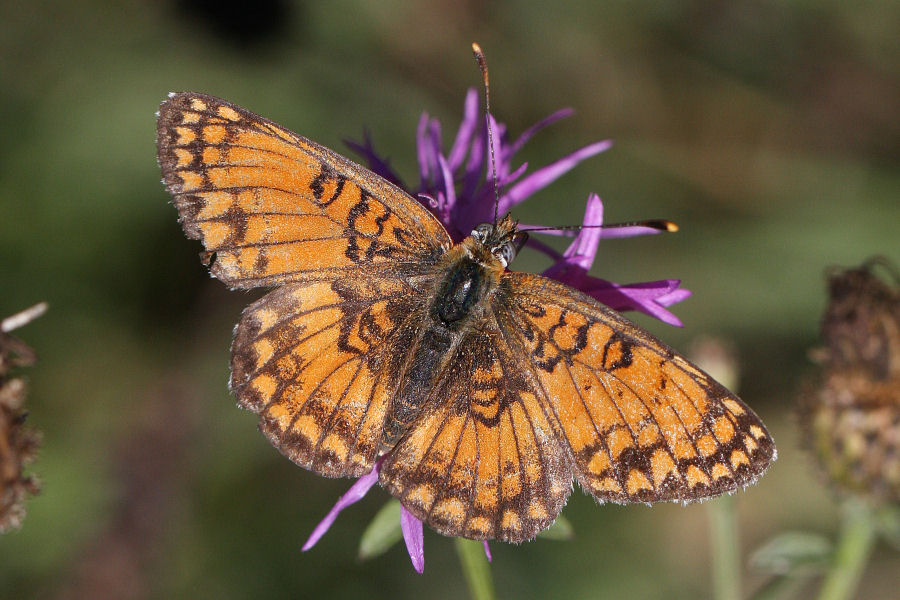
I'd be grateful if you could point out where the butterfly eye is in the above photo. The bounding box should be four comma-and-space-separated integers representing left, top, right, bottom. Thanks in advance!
496, 243, 515, 267
493, 231, 529, 267
471, 223, 493, 243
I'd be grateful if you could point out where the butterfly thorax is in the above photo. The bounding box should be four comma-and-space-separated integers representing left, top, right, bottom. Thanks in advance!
431, 237, 504, 328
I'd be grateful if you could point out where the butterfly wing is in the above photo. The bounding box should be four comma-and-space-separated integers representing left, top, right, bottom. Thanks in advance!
494, 272, 776, 504
231, 272, 434, 478
379, 327, 573, 543
156, 92, 451, 288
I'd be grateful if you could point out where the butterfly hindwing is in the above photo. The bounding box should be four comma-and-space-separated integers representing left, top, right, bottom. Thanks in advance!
379, 328, 573, 543
156, 92, 451, 289
231, 268, 437, 478
494, 272, 775, 503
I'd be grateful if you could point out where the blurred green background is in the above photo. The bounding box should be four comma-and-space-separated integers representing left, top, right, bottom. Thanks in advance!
2, 1, 898, 598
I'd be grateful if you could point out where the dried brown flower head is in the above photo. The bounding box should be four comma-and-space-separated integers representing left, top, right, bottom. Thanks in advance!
802, 260, 900, 503
0, 303, 46, 532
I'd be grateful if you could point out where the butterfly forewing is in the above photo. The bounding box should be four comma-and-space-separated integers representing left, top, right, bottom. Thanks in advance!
494, 272, 775, 503
156, 92, 450, 288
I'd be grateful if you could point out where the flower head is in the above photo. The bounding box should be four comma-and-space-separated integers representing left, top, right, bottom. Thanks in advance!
308, 90, 692, 571
349, 89, 690, 324
801, 260, 900, 504
0, 303, 46, 533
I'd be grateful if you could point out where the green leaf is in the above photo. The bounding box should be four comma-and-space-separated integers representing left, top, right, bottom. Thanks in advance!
750, 531, 832, 575
357, 500, 402, 561
537, 516, 574, 540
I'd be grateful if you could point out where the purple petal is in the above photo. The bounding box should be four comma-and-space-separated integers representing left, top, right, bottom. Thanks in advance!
535, 195, 605, 282
428, 119, 443, 166
483, 540, 492, 563
597, 278, 689, 303
583, 278, 691, 327
435, 154, 458, 229
416, 113, 434, 187
417, 193, 440, 214
541, 262, 588, 291
422, 119, 444, 190
524, 236, 565, 261
400, 505, 425, 573
632, 303, 685, 327
498, 161, 529, 188
460, 122, 486, 201
499, 140, 613, 214
591, 292, 685, 326
658, 287, 692, 306
344, 133, 407, 189
508, 107, 575, 156
302, 459, 382, 551
560, 194, 604, 265
437, 154, 457, 212
447, 88, 480, 171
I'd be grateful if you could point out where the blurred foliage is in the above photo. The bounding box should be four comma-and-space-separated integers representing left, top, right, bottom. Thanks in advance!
1, 1, 898, 598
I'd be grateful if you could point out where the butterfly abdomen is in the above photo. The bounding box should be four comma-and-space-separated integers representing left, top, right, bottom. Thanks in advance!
381, 327, 455, 451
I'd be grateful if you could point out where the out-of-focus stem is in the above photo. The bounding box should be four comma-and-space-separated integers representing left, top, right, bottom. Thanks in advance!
817, 499, 877, 600
710, 494, 741, 600
455, 537, 496, 600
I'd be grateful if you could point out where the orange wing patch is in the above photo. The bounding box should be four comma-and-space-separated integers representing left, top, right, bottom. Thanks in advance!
157, 92, 450, 289
495, 272, 776, 504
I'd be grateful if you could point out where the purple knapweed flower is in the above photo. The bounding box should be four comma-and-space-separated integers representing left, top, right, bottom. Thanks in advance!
306, 90, 691, 572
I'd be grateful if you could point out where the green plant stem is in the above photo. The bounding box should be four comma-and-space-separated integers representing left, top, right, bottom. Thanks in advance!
455, 538, 496, 600
817, 500, 877, 600
710, 494, 741, 600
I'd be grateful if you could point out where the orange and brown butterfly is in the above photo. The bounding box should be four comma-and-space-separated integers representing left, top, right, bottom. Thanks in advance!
156, 84, 774, 544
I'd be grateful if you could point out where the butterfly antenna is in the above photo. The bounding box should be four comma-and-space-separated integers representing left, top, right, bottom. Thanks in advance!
520, 219, 679, 234
472, 43, 501, 225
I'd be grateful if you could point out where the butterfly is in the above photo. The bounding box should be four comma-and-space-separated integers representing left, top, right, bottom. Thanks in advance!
156, 92, 775, 543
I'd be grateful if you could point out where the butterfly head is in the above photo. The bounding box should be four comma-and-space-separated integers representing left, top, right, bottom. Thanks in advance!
469, 214, 529, 268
